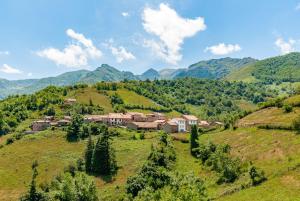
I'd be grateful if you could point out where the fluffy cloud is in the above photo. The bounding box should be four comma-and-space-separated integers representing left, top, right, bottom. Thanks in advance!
0, 64, 22, 74
142, 3, 206, 65
143, 39, 169, 60
110, 46, 135, 63
37, 29, 102, 68
122, 12, 129, 17
0, 51, 10, 55
275, 37, 295, 55
205, 43, 241, 55
105, 40, 135, 63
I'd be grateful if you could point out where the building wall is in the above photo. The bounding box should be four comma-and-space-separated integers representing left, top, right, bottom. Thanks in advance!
32, 122, 51, 131
176, 120, 186, 132
163, 123, 178, 133
127, 123, 138, 130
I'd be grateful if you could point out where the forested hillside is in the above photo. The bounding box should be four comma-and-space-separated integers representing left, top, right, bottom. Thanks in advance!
226, 52, 300, 84
174, 57, 256, 79
124, 78, 276, 121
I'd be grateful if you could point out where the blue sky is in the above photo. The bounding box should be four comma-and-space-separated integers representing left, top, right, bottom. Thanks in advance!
0, 0, 300, 80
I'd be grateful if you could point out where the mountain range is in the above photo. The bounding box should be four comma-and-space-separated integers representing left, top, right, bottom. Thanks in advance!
1, 52, 300, 99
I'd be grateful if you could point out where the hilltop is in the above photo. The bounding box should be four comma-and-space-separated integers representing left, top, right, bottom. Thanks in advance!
174, 57, 256, 79
226, 52, 300, 84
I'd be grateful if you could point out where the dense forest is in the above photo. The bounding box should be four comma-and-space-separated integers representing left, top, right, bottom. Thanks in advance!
123, 78, 276, 121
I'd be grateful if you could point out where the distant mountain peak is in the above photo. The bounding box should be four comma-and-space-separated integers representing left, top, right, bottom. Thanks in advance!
139, 68, 160, 80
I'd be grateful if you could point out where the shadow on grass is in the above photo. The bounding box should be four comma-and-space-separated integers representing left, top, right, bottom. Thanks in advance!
90, 166, 120, 183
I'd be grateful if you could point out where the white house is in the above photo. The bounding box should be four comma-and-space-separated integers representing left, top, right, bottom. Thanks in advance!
182, 115, 198, 130
171, 118, 186, 132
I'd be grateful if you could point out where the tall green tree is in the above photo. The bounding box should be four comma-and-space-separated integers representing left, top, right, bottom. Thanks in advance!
92, 129, 117, 175
190, 125, 199, 156
67, 114, 83, 141
85, 135, 94, 173
20, 161, 46, 201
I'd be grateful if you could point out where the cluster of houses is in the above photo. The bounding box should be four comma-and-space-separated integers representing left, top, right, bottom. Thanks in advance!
31, 111, 221, 133
30, 98, 222, 133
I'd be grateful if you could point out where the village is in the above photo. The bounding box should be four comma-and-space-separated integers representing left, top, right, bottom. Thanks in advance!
30, 98, 222, 134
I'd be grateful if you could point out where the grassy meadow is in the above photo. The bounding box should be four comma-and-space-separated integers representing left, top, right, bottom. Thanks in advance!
238, 107, 300, 128
0, 128, 158, 201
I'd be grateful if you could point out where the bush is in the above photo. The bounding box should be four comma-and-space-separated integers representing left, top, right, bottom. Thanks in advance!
44, 106, 56, 116
14, 132, 23, 140
6, 137, 15, 145
283, 104, 293, 113
126, 133, 176, 197
195, 142, 241, 184
249, 166, 267, 186
140, 132, 145, 140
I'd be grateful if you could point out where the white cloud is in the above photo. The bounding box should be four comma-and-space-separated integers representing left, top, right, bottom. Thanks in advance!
122, 12, 129, 17
143, 39, 170, 61
27, 72, 33, 77
105, 39, 135, 63
0, 64, 22, 74
110, 46, 136, 63
205, 43, 241, 55
0, 51, 10, 55
142, 3, 206, 65
275, 37, 295, 55
296, 3, 300, 10
37, 29, 102, 68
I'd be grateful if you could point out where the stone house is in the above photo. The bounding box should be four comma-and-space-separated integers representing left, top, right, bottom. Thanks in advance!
127, 112, 147, 122
84, 115, 109, 123
127, 122, 158, 131
31, 120, 51, 131
107, 113, 132, 126
162, 120, 178, 133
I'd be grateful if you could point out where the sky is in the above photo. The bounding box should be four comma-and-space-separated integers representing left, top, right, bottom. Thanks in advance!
0, 0, 300, 80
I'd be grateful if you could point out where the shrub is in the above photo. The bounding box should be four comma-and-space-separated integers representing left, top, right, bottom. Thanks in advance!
6, 137, 15, 145
140, 132, 145, 140
195, 142, 241, 184
126, 133, 176, 197
283, 104, 293, 113
249, 166, 267, 186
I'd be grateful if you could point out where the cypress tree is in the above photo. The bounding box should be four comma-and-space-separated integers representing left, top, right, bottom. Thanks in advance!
190, 125, 199, 156
85, 135, 94, 173
66, 114, 83, 141
92, 129, 117, 175
20, 161, 45, 201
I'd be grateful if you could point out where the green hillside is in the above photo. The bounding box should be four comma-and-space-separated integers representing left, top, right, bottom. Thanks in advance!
0, 57, 258, 99
226, 52, 300, 84
1, 79, 300, 201
175, 57, 256, 79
